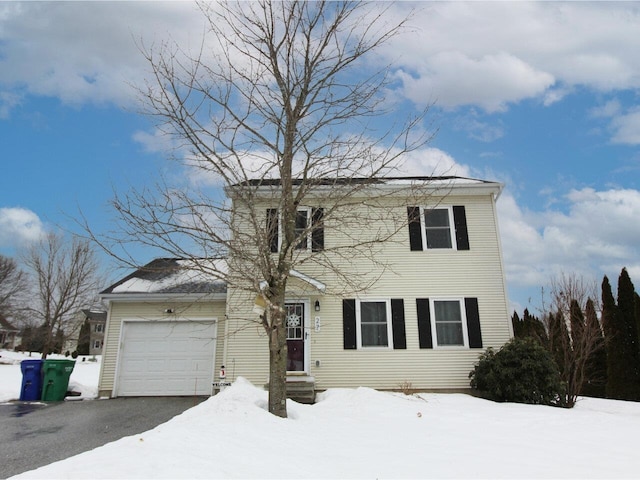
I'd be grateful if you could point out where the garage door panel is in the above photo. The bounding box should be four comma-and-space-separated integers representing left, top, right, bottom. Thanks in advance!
116, 320, 217, 396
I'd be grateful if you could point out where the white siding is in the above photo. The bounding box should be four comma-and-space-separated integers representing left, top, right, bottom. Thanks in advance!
224, 189, 512, 391
98, 300, 226, 397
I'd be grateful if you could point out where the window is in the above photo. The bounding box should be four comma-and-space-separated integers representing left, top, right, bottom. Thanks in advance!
358, 300, 392, 348
94, 323, 104, 333
433, 300, 465, 346
295, 208, 309, 250
424, 208, 453, 248
343, 298, 406, 350
407, 205, 469, 251
93, 340, 102, 349
267, 207, 324, 253
416, 297, 483, 349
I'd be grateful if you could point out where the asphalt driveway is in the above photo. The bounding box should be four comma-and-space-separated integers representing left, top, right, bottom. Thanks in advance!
0, 397, 206, 479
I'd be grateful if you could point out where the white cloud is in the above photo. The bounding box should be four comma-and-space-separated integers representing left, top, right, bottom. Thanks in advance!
397, 148, 472, 178
590, 99, 622, 119
610, 109, 640, 145
0, 207, 45, 247
498, 186, 640, 291
384, 2, 640, 111
398, 52, 554, 113
0, 2, 206, 115
1, 3, 640, 117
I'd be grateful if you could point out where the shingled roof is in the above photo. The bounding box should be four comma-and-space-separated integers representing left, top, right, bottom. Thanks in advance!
101, 258, 227, 296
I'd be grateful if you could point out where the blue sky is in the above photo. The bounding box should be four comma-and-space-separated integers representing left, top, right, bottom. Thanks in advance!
1, 2, 639, 313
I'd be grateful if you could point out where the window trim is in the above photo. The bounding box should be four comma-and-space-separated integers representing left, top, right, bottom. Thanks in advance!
420, 206, 457, 250
268, 207, 324, 253
429, 298, 469, 348
294, 207, 312, 251
355, 298, 394, 349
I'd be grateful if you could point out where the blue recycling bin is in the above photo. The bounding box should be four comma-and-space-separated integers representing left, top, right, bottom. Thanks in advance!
20, 359, 44, 401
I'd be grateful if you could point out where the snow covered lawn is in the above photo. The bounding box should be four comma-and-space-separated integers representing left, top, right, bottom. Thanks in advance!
2, 349, 639, 479
0, 350, 101, 402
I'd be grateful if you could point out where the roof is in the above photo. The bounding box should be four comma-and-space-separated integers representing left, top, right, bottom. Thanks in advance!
101, 258, 228, 296
231, 176, 495, 188
81, 309, 107, 322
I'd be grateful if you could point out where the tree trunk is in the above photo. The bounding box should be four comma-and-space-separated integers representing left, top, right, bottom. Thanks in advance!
268, 306, 288, 418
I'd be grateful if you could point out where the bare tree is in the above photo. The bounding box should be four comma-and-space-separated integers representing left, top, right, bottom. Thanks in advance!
0, 255, 27, 317
545, 273, 606, 406
22, 233, 101, 358
94, 1, 433, 417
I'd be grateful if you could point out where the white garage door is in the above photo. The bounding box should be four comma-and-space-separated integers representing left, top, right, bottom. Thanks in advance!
116, 320, 217, 396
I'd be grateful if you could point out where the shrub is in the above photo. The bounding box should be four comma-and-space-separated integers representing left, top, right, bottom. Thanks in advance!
71, 350, 79, 359
469, 338, 564, 406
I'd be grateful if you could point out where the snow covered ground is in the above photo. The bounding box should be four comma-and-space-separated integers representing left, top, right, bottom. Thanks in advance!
0, 350, 100, 402
2, 349, 640, 479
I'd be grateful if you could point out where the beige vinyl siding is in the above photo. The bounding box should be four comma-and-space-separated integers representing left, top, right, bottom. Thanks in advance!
98, 299, 226, 397
224, 188, 512, 391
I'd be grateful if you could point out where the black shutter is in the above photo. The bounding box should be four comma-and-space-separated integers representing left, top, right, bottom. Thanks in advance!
343, 299, 357, 350
391, 299, 406, 349
416, 298, 433, 349
465, 297, 482, 348
311, 208, 324, 252
267, 208, 279, 253
453, 206, 469, 250
407, 206, 423, 251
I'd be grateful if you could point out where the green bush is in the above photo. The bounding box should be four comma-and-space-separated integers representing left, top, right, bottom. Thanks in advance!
469, 338, 564, 406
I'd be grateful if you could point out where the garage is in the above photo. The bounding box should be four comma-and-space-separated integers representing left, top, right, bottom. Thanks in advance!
116, 320, 218, 396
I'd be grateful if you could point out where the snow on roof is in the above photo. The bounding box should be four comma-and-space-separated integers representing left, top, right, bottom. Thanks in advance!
103, 258, 227, 295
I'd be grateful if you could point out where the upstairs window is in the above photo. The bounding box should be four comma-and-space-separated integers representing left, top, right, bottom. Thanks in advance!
267, 207, 324, 253
424, 208, 453, 249
407, 205, 469, 251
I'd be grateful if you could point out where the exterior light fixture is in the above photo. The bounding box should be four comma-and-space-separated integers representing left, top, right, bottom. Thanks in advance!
314, 300, 320, 312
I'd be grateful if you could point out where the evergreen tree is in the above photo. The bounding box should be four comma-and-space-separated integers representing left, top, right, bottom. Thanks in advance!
602, 275, 621, 398
548, 311, 570, 382
511, 311, 522, 338
524, 308, 548, 347
635, 292, 640, 354
568, 299, 585, 397
512, 309, 548, 347
616, 268, 640, 399
77, 319, 90, 355
602, 273, 640, 400
582, 298, 607, 398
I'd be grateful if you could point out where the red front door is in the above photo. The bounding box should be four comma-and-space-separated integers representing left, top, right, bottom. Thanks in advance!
285, 303, 305, 372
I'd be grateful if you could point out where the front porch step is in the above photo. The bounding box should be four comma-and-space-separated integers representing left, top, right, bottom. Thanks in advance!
264, 378, 316, 404
286, 379, 316, 404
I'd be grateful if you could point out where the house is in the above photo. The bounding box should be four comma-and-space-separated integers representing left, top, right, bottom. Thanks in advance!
97, 176, 512, 399
0, 315, 19, 350
80, 308, 108, 355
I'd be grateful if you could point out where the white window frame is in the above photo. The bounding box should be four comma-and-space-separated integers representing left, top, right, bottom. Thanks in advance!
293, 207, 313, 251
94, 323, 104, 333
420, 206, 457, 250
274, 207, 313, 252
355, 298, 393, 349
429, 298, 469, 348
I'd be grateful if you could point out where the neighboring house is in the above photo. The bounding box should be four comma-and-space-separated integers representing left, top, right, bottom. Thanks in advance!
0, 315, 19, 350
81, 308, 107, 355
98, 176, 512, 399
